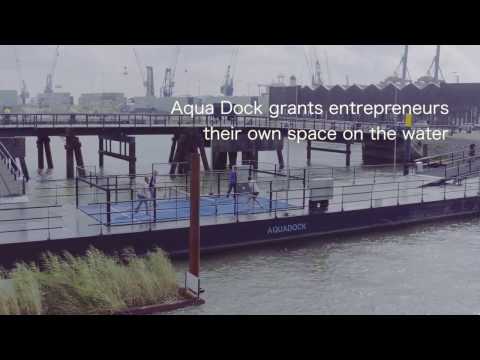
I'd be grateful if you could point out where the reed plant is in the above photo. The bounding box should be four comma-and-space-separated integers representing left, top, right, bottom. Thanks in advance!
0, 247, 177, 315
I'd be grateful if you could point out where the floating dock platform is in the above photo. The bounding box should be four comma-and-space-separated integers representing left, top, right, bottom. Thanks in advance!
0, 163, 479, 267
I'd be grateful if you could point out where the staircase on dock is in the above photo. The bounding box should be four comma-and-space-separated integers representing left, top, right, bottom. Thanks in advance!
416, 146, 480, 184
0, 141, 25, 197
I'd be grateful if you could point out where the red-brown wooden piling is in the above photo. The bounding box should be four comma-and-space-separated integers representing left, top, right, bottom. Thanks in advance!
65, 135, 75, 179
36, 137, 44, 170
44, 137, 54, 169
189, 152, 200, 277
307, 140, 311, 166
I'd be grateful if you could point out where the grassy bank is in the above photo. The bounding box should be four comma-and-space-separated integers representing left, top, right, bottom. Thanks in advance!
0, 247, 178, 315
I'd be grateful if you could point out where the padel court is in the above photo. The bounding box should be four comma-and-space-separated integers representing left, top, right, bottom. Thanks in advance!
79, 194, 291, 225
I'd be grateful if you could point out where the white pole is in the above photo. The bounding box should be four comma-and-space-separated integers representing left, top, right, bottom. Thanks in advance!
289, 85, 297, 171
287, 135, 290, 170
393, 87, 398, 179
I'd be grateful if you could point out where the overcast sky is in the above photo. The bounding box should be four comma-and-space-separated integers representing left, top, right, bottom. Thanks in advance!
0, 45, 478, 100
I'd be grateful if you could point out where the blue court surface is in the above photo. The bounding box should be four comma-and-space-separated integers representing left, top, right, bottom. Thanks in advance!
79, 195, 291, 225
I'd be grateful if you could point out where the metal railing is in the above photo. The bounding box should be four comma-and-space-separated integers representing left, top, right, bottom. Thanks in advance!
0, 204, 63, 238
0, 141, 23, 181
416, 146, 477, 167
76, 174, 480, 227
74, 163, 415, 206
0, 113, 454, 132
0, 141, 25, 195
416, 154, 480, 183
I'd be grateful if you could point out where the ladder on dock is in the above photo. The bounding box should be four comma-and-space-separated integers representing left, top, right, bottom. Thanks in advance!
416, 146, 480, 185
0, 141, 25, 197
416, 146, 475, 168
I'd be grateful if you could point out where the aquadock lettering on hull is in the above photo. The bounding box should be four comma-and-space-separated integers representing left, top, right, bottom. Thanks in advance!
267, 223, 307, 235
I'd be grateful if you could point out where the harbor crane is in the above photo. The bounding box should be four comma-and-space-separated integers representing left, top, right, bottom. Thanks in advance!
12, 46, 29, 105
324, 50, 331, 86
220, 46, 239, 97
380, 45, 411, 88
161, 46, 181, 97
44, 45, 60, 94
416, 45, 445, 86
133, 48, 145, 81
303, 46, 323, 88
133, 48, 155, 97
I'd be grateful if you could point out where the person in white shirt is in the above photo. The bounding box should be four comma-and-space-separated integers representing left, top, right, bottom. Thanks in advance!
135, 176, 151, 214
247, 176, 259, 211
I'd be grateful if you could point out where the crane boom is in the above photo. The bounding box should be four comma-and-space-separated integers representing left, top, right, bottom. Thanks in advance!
324, 50, 331, 86
133, 48, 146, 86
133, 48, 155, 97
12, 46, 29, 105
303, 46, 313, 82
304, 46, 322, 88
230, 46, 239, 80
433, 45, 441, 82
45, 46, 60, 94
401, 45, 409, 86
171, 45, 181, 84
220, 46, 239, 96
417, 45, 444, 86
162, 46, 181, 97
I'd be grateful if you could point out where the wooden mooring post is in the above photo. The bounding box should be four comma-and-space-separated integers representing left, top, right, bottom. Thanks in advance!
65, 136, 84, 179
98, 135, 136, 177
189, 152, 200, 277
36, 136, 54, 171
65, 135, 75, 179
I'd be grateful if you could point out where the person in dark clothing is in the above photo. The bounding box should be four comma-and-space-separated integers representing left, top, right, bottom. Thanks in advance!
226, 165, 237, 198
135, 176, 151, 214
469, 144, 476, 158
149, 170, 158, 198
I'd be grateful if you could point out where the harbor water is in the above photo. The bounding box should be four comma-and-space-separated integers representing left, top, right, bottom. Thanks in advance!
23, 135, 480, 314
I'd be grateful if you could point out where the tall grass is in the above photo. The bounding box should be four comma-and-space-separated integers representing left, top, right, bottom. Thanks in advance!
0, 247, 178, 315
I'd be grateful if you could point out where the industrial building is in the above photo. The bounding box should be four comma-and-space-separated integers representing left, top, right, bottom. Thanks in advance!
128, 95, 194, 113
195, 95, 262, 106
35, 92, 74, 113
127, 95, 268, 114
0, 90, 20, 112
78, 93, 127, 113
269, 82, 480, 127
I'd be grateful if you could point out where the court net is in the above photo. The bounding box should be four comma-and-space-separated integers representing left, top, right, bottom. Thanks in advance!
167, 186, 218, 209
